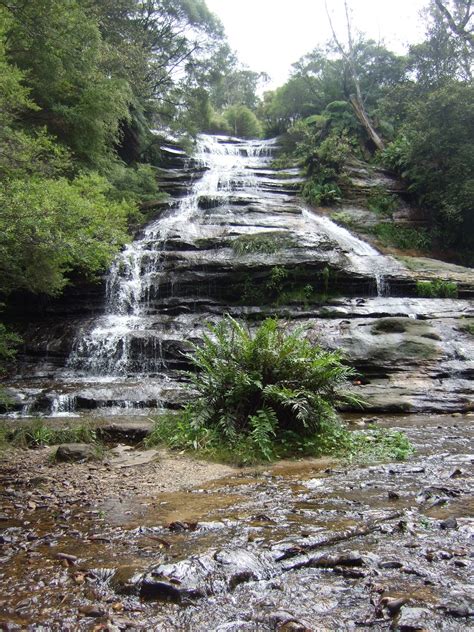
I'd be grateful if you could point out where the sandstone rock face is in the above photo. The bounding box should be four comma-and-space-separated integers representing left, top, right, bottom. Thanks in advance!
3, 134, 473, 417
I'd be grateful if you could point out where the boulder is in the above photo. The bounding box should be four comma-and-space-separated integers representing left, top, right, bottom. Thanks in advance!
55, 443, 97, 462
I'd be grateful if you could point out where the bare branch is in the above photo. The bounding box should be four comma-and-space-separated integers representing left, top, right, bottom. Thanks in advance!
434, 0, 474, 47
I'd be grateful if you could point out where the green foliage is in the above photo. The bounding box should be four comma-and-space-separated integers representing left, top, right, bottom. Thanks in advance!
265, 266, 289, 295
146, 316, 362, 462
7, 420, 97, 448
147, 412, 413, 465
331, 211, 356, 229
372, 224, 432, 251
0, 323, 21, 372
0, 175, 137, 295
106, 163, 161, 204
367, 187, 398, 217
416, 279, 458, 298
302, 180, 342, 206
0, 323, 21, 405
232, 232, 296, 255
459, 318, 474, 335
223, 105, 262, 138
381, 81, 473, 253
295, 127, 351, 207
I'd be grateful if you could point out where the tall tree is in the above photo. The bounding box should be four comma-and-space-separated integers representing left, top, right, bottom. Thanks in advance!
325, 0, 385, 150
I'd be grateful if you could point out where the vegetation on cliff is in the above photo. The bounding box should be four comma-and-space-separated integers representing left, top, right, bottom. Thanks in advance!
260, 0, 473, 263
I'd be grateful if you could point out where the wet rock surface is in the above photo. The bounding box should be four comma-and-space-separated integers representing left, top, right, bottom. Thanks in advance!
0, 413, 472, 630
2, 135, 473, 417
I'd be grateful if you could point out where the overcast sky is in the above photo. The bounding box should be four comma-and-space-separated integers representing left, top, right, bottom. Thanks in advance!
206, 0, 428, 89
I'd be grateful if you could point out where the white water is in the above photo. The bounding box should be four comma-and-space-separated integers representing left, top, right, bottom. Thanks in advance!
68, 135, 275, 377
67, 134, 401, 379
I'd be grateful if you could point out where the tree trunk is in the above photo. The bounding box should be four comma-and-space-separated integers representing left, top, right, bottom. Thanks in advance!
349, 95, 385, 151
325, 0, 385, 151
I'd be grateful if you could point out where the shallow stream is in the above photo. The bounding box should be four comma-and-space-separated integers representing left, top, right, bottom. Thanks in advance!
0, 413, 472, 630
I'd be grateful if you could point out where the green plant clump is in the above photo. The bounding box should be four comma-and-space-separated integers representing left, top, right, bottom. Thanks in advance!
416, 279, 458, 298
232, 232, 295, 255
372, 223, 431, 251
302, 179, 342, 206
6, 420, 97, 448
459, 319, 474, 336
146, 316, 369, 463
367, 187, 398, 217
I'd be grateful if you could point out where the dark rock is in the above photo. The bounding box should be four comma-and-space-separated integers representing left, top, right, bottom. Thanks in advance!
439, 517, 458, 530
139, 548, 272, 602
311, 552, 365, 568
379, 559, 404, 570
98, 421, 153, 443
439, 599, 474, 618
388, 491, 401, 500
55, 444, 97, 463
78, 604, 106, 618
167, 520, 198, 532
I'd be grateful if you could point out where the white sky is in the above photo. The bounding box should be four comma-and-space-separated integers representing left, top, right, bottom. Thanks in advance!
206, 0, 428, 89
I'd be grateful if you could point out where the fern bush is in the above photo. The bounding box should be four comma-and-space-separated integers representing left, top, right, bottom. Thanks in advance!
148, 317, 363, 462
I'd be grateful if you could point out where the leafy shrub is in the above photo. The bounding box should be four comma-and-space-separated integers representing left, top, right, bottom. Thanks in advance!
106, 162, 162, 204
416, 280, 458, 298
232, 232, 295, 255
302, 180, 342, 206
372, 223, 431, 251
367, 187, 398, 216
265, 266, 288, 295
223, 105, 262, 138
9, 420, 97, 448
147, 317, 362, 462
0, 174, 137, 295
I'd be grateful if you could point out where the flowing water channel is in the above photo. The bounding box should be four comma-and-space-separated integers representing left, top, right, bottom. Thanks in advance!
0, 414, 473, 630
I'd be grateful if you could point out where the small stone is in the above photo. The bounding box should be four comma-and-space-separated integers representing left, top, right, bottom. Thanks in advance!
381, 596, 410, 615
79, 605, 105, 618
388, 491, 400, 500
278, 622, 311, 632
55, 552, 78, 564
450, 468, 463, 478
440, 517, 458, 530
379, 560, 403, 570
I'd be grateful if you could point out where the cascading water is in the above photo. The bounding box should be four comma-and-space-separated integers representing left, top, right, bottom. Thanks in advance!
67, 135, 277, 377
5, 134, 472, 419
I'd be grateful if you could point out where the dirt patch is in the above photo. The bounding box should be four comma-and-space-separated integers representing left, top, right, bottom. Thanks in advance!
1, 444, 236, 504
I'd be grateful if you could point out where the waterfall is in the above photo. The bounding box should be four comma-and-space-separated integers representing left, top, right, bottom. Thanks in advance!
302, 211, 393, 297
67, 135, 276, 377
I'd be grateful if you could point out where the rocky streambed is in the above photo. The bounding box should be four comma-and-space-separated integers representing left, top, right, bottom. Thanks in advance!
0, 413, 473, 630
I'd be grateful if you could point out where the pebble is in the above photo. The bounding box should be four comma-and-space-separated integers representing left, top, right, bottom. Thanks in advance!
440, 517, 458, 530
79, 604, 106, 617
